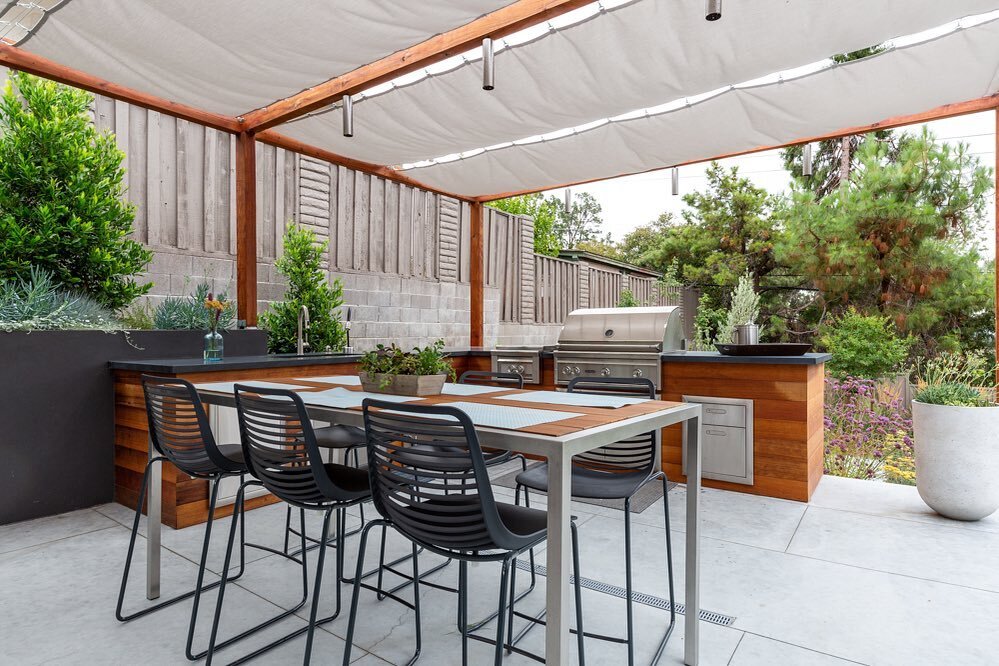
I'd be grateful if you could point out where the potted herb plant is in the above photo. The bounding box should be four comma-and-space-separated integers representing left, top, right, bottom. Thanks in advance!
359, 340, 455, 396
912, 381, 999, 521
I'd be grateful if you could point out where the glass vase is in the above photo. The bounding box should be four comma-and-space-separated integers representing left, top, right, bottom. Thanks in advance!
204, 331, 224, 363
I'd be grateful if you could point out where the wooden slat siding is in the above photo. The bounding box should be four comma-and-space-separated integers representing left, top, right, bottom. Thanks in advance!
660, 361, 826, 502
438, 196, 460, 282
520, 216, 535, 322
534, 254, 579, 324
412, 188, 426, 277
337, 166, 354, 269
353, 171, 369, 271
384, 180, 400, 274
459, 201, 471, 283
587, 265, 621, 308
398, 183, 412, 276
578, 258, 589, 307
370, 176, 385, 274
203, 129, 221, 252
145, 110, 162, 246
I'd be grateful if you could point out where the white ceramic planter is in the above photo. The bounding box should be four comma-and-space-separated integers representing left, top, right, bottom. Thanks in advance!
912, 400, 999, 521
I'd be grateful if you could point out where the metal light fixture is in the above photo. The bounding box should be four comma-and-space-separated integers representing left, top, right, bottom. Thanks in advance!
671, 167, 680, 196
564, 188, 572, 213
802, 143, 813, 177
482, 37, 495, 91
705, 0, 722, 21
342, 94, 353, 138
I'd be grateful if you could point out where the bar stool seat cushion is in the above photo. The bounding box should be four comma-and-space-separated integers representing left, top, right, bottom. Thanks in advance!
496, 501, 547, 538
516, 462, 651, 500
314, 424, 366, 449
322, 463, 371, 498
217, 443, 245, 465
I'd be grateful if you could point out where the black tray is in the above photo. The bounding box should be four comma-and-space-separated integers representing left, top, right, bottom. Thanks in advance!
714, 343, 813, 356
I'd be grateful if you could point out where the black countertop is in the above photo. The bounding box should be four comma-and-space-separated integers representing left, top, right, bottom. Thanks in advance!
110, 347, 829, 374
109, 348, 492, 373
661, 351, 830, 365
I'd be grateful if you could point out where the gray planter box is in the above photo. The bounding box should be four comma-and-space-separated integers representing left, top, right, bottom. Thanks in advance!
0, 329, 267, 525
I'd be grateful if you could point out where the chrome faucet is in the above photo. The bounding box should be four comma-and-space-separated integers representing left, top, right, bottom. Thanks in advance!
296, 305, 310, 355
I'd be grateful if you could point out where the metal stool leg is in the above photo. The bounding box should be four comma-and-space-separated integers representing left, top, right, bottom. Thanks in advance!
116, 458, 243, 623
571, 518, 586, 666
624, 496, 635, 666
303, 508, 334, 664
494, 557, 512, 666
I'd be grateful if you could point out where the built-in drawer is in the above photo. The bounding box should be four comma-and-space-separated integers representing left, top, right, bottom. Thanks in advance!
681, 394, 754, 485
701, 403, 747, 428
702, 425, 748, 479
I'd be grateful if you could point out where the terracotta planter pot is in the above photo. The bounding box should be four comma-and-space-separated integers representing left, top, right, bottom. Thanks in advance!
912, 400, 999, 521
359, 371, 447, 396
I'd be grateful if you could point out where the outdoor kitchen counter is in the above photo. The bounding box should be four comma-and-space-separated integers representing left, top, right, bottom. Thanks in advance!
110, 350, 495, 528
660, 351, 828, 502
662, 351, 831, 365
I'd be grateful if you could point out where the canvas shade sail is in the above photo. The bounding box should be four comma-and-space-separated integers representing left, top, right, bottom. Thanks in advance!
280, 0, 999, 169
5, 0, 999, 198
9, 0, 517, 116
397, 12, 999, 197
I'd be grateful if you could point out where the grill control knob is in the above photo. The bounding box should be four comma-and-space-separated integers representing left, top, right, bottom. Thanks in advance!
562, 366, 572, 376
516, 364, 525, 374
632, 368, 644, 378
601, 367, 611, 376
573, 366, 581, 375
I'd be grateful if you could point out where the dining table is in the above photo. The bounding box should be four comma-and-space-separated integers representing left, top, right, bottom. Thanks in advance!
142, 375, 703, 665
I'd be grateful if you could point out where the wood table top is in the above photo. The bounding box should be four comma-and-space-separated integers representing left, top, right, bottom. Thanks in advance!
196, 376, 685, 438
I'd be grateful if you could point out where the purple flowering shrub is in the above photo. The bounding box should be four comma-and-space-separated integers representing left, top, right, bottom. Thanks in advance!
824, 377, 913, 481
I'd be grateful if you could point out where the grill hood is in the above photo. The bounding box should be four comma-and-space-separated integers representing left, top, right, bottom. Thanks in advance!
556, 306, 683, 351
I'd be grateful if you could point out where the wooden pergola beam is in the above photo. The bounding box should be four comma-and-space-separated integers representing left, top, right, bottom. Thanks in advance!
0, 43, 241, 133
256, 130, 473, 202
240, 0, 592, 132
235, 132, 258, 326
469, 202, 485, 347
474, 92, 999, 202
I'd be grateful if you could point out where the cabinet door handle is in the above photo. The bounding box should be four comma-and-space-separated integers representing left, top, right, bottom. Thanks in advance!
705, 408, 727, 414
705, 429, 727, 436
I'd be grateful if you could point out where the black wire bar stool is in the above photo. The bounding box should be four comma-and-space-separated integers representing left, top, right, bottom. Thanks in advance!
116, 376, 305, 662
367, 370, 537, 632
282, 421, 368, 556
341, 399, 585, 665
513, 376, 676, 666
204, 385, 371, 665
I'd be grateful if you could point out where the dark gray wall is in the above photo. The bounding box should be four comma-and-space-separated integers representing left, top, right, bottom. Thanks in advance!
0, 330, 267, 525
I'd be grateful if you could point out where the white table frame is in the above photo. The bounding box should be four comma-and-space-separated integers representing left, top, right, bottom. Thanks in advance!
144, 386, 703, 665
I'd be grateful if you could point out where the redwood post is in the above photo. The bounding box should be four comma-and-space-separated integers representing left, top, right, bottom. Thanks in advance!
470, 202, 485, 347
235, 131, 258, 327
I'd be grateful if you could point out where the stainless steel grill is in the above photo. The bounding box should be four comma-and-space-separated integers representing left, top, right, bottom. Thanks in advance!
553, 306, 683, 389
490, 345, 543, 385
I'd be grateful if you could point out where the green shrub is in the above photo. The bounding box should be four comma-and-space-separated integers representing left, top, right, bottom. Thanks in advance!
0, 267, 120, 331
153, 281, 234, 331
618, 289, 639, 307
819, 308, 912, 378
718, 273, 760, 344
119, 301, 154, 330
0, 72, 151, 309
914, 382, 990, 407
359, 340, 456, 388
259, 223, 346, 353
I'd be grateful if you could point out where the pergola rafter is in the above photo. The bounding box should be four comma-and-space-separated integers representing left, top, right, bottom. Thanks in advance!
239, 0, 593, 132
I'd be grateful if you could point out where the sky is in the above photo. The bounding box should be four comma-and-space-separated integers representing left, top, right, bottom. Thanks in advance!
552, 111, 997, 258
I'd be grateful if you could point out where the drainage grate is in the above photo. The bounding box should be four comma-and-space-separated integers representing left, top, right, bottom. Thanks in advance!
514, 560, 736, 627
